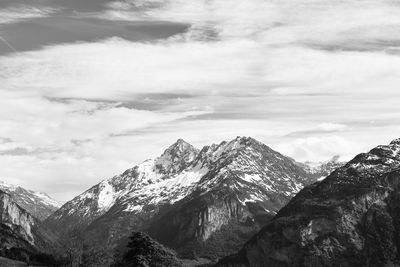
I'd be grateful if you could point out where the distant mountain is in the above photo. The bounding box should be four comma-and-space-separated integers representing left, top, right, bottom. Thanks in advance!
301, 155, 345, 181
45, 137, 326, 263
0, 181, 61, 221
218, 138, 400, 267
0, 190, 59, 261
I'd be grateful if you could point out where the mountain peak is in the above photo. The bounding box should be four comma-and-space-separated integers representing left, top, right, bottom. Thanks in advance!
175, 138, 188, 144
390, 137, 400, 145
330, 155, 341, 162
232, 136, 260, 144
160, 139, 198, 159
232, 136, 268, 150
214, 136, 265, 153
156, 139, 199, 175
164, 138, 194, 154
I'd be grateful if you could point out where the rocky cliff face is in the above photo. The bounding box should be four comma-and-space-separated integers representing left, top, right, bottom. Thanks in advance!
45, 137, 321, 262
0, 190, 59, 256
218, 138, 400, 267
0, 192, 36, 245
0, 181, 61, 221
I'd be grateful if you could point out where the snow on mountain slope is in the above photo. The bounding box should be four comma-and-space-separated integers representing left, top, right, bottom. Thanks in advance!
45, 139, 200, 234
0, 181, 61, 221
45, 137, 325, 263
144, 137, 315, 259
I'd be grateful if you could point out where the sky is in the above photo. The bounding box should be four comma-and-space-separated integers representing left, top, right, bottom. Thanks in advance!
1, 0, 400, 201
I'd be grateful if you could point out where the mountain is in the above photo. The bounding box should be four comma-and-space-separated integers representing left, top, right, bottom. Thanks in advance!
218, 138, 400, 267
45, 137, 322, 263
0, 190, 59, 262
45, 139, 200, 239
301, 155, 345, 181
0, 181, 61, 221
145, 137, 313, 259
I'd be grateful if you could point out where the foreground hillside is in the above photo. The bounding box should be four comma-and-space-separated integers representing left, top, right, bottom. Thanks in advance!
45, 137, 327, 264
218, 138, 400, 267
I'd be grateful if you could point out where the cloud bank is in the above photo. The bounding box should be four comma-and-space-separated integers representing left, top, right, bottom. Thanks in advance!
1, 0, 400, 200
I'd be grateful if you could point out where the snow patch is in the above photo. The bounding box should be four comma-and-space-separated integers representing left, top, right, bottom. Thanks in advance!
97, 181, 115, 211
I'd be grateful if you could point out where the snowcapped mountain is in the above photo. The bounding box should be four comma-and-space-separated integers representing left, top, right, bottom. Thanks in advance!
218, 138, 400, 267
0, 181, 61, 221
45, 139, 200, 236
45, 137, 326, 262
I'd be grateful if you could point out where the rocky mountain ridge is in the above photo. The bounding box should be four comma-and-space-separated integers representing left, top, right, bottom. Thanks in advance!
218, 138, 400, 267
45, 137, 331, 263
145, 137, 314, 259
0, 181, 61, 221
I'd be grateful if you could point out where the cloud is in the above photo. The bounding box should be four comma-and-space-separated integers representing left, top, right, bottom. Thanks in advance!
286, 123, 348, 137
1, 0, 400, 200
274, 135, 360, 163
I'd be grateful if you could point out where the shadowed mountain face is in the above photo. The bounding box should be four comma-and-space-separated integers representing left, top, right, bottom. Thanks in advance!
218, 138, 400, 267
45, 137, 326, 264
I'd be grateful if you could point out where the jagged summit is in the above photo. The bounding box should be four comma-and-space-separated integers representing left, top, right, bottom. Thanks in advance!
161, 138, 196, 156
157, 139, 199, 175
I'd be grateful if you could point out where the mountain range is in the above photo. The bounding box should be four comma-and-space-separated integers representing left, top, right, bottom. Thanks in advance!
42, 137, 342, 265
0, 136, 350, 266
